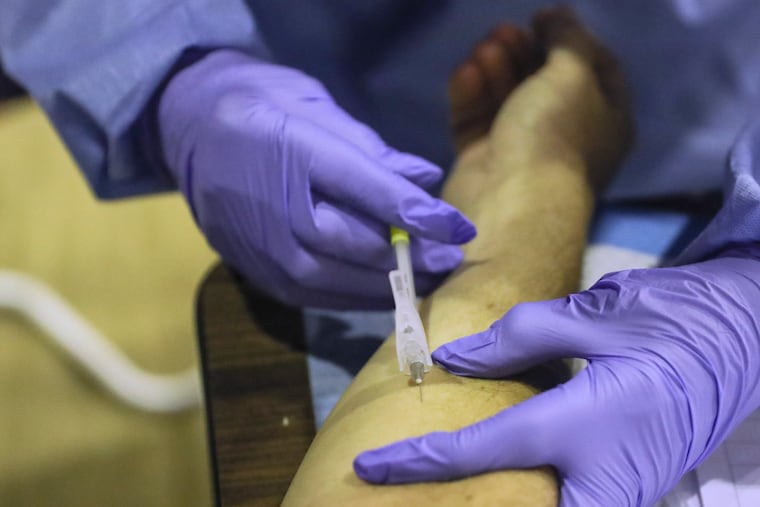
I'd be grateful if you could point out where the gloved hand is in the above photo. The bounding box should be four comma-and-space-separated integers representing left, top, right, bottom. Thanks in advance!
354, 245, 760, 506
158, 50, 475, 308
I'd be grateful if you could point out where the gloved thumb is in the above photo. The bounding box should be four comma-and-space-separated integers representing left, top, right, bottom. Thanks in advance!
354, 385, 567, 484
379, 150, 444, 191
432, 298, 595, 378
308, 101, 446, 190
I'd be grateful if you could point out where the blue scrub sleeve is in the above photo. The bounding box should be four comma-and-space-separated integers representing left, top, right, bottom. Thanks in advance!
0, 0, 267, 199
676, 118, 760, 264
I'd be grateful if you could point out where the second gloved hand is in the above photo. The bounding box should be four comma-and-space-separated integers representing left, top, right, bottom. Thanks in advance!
355, 246, 760, 506
159, 50, 475, 308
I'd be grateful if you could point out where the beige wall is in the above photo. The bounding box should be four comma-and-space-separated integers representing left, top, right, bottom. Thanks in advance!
0, 99, 217, 507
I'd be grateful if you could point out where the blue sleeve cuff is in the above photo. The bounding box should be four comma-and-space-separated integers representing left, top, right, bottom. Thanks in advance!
1, 0, 268, 199
675, 117, 760, 264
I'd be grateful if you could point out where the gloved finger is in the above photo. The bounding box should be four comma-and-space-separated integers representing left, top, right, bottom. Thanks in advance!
234, 246, 393, 309
377, 150, 444, 191
279, 265, 444, 310
316, 108, 445, 189
255, 67, 444, 189
432, 298, 597, 378
278, 231, 461, 302
292, 119, 476, 245
296, 100, 444, 190
410, 236, 464, 276
245, 265, 390, 310
354, 385, 568, 483
285, 245, 460, 302
292, 196, 463, 274
279, 244, 397, 299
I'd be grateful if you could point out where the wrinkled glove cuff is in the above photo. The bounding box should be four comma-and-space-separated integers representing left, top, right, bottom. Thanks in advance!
136, 48, 221, 189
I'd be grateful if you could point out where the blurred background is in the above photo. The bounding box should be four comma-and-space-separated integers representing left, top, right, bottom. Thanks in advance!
0, 71, 216, 506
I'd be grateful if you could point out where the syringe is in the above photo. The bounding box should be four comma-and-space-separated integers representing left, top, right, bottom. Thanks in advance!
390, 226, 416, 301
389, 227, 432, 386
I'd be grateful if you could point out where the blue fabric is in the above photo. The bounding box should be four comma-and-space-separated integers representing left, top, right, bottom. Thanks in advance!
303, 309, 392, 426
2, 0, 759, 250
0, 0, 264, 198
247, 0, 760, 199
2, 0, 759, 201
250, 0, 760, 258
677, 118, 760, 264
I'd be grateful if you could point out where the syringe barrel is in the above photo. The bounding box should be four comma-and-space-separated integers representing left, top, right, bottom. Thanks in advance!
393, 240, 416, 301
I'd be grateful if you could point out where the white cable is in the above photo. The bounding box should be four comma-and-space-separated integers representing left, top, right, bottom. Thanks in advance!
0, 270, 201, 414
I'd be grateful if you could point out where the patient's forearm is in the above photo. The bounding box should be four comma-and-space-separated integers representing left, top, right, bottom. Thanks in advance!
282, 149, 593, 507
429, 151, 592, 342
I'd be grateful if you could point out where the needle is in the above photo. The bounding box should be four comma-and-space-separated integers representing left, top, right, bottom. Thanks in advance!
410, 362, 424, 403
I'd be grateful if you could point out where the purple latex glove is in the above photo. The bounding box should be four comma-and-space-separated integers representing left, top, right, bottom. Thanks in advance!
354, 245, 760, 506
158, 50, 475, 308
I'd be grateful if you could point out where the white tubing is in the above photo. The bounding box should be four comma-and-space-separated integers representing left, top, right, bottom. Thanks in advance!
0, 270, 201, 413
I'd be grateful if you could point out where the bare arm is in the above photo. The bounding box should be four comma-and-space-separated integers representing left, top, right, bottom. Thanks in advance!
283, 10, 631, 506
